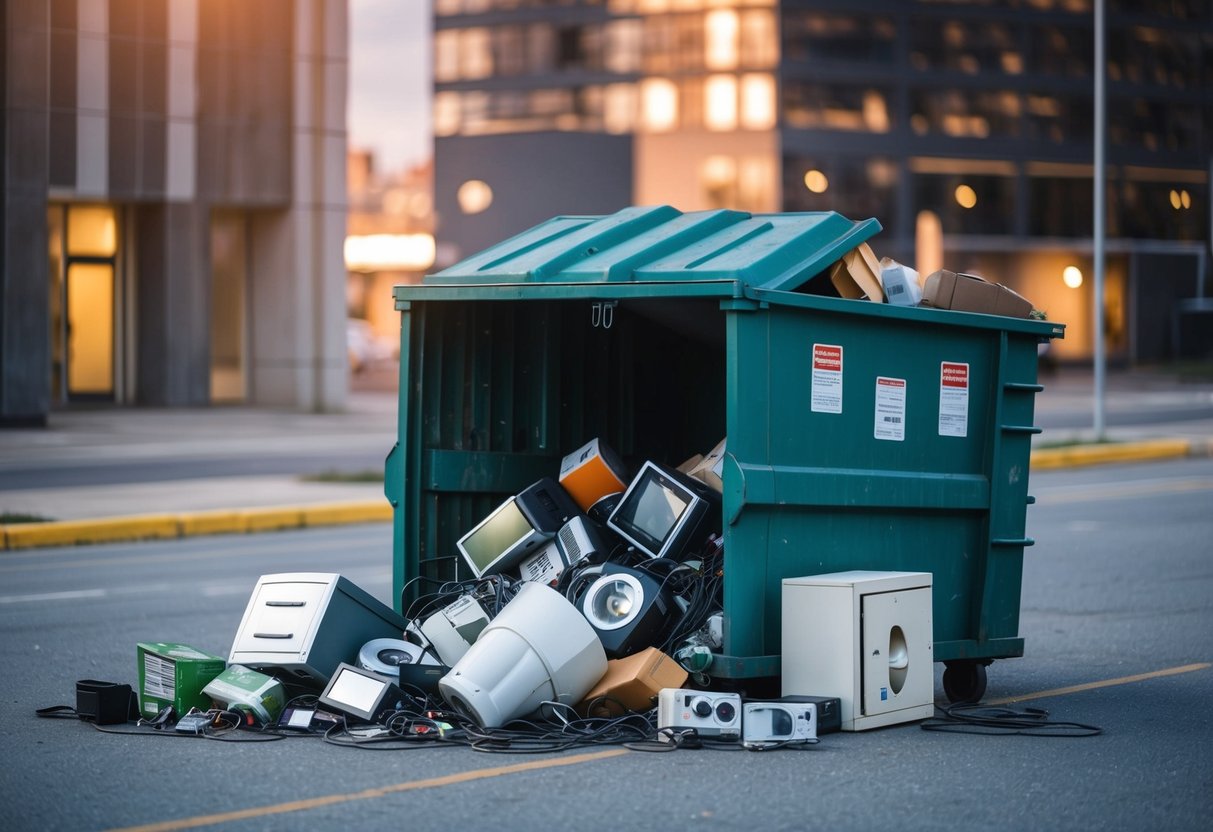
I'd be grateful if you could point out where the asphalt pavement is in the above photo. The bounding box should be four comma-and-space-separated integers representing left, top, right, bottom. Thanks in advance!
0, 363, 1211, 537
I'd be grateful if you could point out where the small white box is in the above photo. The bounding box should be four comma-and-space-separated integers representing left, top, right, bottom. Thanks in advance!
879, 258, 922, 306
782, 571, 933, 731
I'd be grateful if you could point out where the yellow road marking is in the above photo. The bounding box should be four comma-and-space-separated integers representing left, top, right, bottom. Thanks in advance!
109, 747, 630, 832
985, 662, 1211, 706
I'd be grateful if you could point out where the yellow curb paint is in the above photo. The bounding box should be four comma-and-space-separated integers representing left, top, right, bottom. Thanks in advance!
1031, 438, 1191, 470
240, 508, 305, 533
302, 501, 393, 527
985, 662, 1211, 706
3, 515, 179, 549
177, 510, 244, 537
110, 747, 630, 832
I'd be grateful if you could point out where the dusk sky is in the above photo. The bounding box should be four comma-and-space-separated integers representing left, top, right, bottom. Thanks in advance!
348, 0, 432, 174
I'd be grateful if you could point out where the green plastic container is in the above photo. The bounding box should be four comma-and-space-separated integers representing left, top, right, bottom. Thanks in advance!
385, 205, 1064, 686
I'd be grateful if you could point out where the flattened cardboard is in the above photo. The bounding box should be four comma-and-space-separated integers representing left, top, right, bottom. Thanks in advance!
828, 243, 884, 302
578, 647, 688, 716
687, 438, 726, 493
921, 270, 1033, 319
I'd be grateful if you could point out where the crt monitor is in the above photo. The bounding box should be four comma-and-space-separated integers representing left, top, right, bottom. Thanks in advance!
456, 495, 547, 578
607, 461, 720, 561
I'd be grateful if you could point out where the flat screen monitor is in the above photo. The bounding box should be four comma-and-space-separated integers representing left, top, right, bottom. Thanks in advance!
607, 461, 720, 561
457, 495, 548, 578
319, 662, 400, 722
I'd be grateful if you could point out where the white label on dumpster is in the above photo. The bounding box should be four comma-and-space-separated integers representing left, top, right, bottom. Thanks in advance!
811, 344, 843, 414
874, 376, 906, 441
938, 361, 969, 437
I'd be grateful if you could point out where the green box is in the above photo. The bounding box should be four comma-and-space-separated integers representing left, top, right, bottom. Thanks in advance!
136, 642, 226, 718
387, 205, 1065, 683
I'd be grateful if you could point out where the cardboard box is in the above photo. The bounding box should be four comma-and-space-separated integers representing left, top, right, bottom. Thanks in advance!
136, 642, 226, 718
559, 437, 629, 513
828, 243, 884, 302
687, 438, 726, 493
879, 258, 922, 307
578, 647, 688, 716
920, 269, 1033, 319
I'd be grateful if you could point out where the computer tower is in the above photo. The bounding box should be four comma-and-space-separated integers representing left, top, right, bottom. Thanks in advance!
228, 573, 409, 688
782, 571, 934, 731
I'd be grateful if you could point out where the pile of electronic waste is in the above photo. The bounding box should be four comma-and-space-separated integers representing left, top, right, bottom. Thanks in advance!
49, 438, 841, 753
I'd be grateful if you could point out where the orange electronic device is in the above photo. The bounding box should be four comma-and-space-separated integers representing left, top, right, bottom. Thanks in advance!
558, 438, 629, 513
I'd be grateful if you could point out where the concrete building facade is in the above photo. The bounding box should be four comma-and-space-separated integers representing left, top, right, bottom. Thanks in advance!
1, 0, 348, 425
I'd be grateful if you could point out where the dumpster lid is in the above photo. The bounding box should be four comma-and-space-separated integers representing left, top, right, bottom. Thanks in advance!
415, 205, 881, 295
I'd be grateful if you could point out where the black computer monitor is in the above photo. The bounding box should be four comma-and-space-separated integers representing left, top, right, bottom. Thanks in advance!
607, 461, 720, 561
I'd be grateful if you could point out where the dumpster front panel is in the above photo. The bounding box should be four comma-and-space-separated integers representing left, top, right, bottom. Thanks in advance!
722, 298, 1045, 665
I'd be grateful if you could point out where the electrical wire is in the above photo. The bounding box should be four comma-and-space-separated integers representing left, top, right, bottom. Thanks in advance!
920, 703, 1102, 737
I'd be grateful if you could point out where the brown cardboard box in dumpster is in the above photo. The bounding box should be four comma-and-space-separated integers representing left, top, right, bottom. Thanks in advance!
687, 438, 726, 493
579, 647, 688, 716
828, 243, 884, 302
920, 269, 1033, 319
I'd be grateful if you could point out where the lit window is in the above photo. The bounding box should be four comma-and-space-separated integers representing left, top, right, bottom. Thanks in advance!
705, 10, 739, 71
604, 84, 637, 134
66, 205, 116, 256
434, 92, 461, 136
862, 90, 890, 133
739, 9, 777, 68
457, 180, 493, 215
803, 169, 829, 194
955, 184, 978, 209
704, 74, 737, 131
605, 20, 643, 73
740, 73, 775, 130
642, 78, 678, 132
460, 29, 493, 80
434, 31, 460, 82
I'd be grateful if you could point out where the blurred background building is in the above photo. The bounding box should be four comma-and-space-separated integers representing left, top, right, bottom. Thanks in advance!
1, 0, 348, 425
431, 0, 1212, 366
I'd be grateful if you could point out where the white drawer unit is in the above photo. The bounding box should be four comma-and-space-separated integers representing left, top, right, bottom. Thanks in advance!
782, 571, 934, 731
229, 573, 409, 688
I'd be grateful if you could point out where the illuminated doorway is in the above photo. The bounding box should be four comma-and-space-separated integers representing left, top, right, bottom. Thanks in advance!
209, 210, 249, 402
48, 204, 120, 402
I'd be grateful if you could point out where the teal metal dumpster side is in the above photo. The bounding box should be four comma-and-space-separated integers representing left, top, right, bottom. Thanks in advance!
384, 206, 1064, 687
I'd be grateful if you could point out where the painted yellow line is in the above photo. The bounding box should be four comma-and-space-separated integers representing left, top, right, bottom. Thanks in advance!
985, 662, 1211, 706
110, 747, 630, 832
1031, 438, 1191, 470
0, 501, 392, 551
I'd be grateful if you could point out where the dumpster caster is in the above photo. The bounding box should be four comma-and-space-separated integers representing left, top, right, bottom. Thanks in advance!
942, 661, 988, 704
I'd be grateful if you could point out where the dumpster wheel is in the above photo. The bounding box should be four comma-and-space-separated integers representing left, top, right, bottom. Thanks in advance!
942, 660, 989, 704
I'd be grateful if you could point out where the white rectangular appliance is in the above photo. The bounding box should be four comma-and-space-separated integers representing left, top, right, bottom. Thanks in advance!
782, 570, 934, 731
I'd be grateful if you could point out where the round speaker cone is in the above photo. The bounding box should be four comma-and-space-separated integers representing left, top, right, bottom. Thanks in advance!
377, 647, 415, 666
586, 573, 643, 629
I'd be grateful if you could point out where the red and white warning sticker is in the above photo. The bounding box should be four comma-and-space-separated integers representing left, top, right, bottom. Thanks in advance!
938, 361, 969, 437
874, 376, 906, 441
811, 343, 843, 414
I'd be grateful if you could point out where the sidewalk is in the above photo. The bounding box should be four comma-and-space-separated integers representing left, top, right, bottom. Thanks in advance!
2, 366, 1211, 549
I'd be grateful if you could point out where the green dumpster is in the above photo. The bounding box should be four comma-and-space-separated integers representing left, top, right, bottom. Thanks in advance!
385, 205, 1064, 699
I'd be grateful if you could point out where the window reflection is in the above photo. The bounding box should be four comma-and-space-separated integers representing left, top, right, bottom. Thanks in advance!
785, 84, 893, 133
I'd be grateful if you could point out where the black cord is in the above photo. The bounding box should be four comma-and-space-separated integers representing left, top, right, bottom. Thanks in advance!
920, 703, 1102, 737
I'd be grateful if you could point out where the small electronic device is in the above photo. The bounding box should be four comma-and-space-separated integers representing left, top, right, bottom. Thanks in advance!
580, 563, 675, 659
518, 539, 565, 586
319, 662, 405, 723
420, 594, 492, 666
173, 710, 214, 734
656, 688, 741, 740
558, 438, 629, 513
608, 461, 720, 561
742, 701, 817, 747
556, 516, 609, 566
515, 477, 582, 534
358, 638, 425, 676
456, 496, 549, 579
201, 664, 286, 725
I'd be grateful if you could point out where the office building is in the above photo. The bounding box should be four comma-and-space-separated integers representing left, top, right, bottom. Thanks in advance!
1, 0, 348, 425
432, 0, 1211, 364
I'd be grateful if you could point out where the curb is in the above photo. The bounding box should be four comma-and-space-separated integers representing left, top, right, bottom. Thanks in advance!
1030, 437, 1206, 470
0, 501, 392, 551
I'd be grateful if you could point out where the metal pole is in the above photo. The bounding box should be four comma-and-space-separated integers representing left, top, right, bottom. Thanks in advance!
1093, 0, 1107, 440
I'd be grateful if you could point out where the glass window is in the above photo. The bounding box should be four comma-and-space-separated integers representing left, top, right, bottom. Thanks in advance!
739, 9, 777, 68
704, 9, 739, 70
704, 74, 737, 131
785, 83, 895, 133
605, 19, 643, 73
460, 28, 493, 80
1108, 97, 1202, 153
642, 77, 678, 131
910, 18, 1021, 75
910, 89, 1020, 139
781, 12, 895, 64
1119, 179, 1205, 241
1029, 25, 1092, 79
739, 73, 775, 130
434, 30, 460, 82
66, 205, 117, 256
1028, 177, 1094, 238
783, 156, 900, 232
